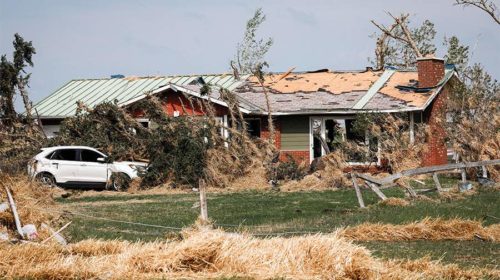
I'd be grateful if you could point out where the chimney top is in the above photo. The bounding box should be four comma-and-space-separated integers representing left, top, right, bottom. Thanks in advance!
416, 55, 445, 88
416, 54, 444, 62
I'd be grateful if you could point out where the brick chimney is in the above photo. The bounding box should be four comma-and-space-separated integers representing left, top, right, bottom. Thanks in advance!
417, 55, 445, 88
418, 55, 448, 166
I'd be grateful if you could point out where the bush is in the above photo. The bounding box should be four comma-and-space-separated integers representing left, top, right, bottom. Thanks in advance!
275, 155, 307, 181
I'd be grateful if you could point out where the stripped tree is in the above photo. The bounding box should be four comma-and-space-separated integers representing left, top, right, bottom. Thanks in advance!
455, 0, 499, 25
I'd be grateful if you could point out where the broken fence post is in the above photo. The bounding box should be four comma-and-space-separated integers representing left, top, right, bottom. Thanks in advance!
481, 166, 488, 178
461, 168, 467, 183
351, 174, 365, 208
199, 179, 208, 222
432, 173, 442, 193
367, 182, 387, 201
4, 187, 24, 239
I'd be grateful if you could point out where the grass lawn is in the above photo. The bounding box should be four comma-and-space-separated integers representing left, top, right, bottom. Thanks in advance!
57, 185, 499, 268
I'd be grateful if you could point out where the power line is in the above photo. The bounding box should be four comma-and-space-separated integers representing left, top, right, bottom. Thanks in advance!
35, 207, 184, 231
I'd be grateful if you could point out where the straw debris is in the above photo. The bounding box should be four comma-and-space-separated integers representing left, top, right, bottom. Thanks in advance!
0, 227, 498, 279
340, 218, 500, 242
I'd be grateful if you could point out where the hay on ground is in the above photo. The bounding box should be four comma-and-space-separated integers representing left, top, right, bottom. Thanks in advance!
0, 175, 64, 240
378, 197, 410, 207
0, 227, 499, 279
340, 218, 500, 242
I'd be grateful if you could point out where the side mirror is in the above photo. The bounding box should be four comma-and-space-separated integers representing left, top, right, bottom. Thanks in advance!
97, 157, 106, 163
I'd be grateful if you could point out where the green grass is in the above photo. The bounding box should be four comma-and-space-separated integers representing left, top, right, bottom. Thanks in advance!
360, 240, 500, 268
57, 186, 499, 268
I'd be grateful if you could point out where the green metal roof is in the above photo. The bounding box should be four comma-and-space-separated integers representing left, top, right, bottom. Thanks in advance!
33, 74, 247, 118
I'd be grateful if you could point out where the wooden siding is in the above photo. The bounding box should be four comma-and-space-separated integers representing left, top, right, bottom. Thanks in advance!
280, 116, 309, 151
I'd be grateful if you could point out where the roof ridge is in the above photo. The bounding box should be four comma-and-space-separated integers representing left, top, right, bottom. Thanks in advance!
68, 72, 238, 82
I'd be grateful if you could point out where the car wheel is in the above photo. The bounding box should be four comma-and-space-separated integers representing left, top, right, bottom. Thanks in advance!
36, 173, 56, 187
111, 173, 130, 191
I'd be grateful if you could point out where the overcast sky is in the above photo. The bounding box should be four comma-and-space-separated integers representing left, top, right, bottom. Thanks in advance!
1, 0, 499, 110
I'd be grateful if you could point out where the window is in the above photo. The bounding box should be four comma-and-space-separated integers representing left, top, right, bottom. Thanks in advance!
80, 149, 103, 162
345, 119, 365, 143
246, 119, 261, 138
51, 149, 78, 161
45, 151, 55, 159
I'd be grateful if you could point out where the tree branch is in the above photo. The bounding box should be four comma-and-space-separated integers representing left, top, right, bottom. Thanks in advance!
387, 12, 422, 57
455, 0, 500, 25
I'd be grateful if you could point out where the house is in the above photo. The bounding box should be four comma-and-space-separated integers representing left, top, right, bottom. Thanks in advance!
33, 56, 456, 167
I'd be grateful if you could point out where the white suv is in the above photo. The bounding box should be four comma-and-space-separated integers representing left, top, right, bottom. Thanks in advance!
28, 146, 147, 190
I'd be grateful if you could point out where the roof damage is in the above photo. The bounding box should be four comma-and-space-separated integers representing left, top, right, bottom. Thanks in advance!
32, 67, 455, 118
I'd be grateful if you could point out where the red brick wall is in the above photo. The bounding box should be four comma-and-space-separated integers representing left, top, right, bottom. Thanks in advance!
279, 150, 310, 164
422, 86, 449, 166
417, 57, 445, 88
417, 56, 448, 166
130, 89, 227, 118
260, 117, 281, 149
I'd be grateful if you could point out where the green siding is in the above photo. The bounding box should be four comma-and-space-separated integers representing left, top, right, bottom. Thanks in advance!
280, 116, 309, 150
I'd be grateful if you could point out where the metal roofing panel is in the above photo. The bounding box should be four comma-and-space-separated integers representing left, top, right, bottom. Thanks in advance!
58, 79, 124, 116
35, 80, 86, 115
85, 79, 129, 108
44, 80, 105, 116
56, 79, 116, 116
34, 74, 246, 118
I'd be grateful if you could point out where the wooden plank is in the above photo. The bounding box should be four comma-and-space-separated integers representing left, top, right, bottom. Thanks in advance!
380, 159, 500, 184
351, 174, 366, 208
4, 187, 24, 239
199, 179, 208, 222
432, 173, 442, 192
367, 182, 387, 200
461, 169, 467, 183
354, 172, 384, 185
41, 221, 71, 245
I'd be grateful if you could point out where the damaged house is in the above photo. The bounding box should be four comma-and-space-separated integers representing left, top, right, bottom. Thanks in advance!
33, 56, 455, 167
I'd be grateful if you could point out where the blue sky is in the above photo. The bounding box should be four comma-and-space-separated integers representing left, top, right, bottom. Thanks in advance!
1, 0, 498, 110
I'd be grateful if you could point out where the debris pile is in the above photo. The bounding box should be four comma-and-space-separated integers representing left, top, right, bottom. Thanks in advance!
0, 226, 498, 279
340, 218, 500, 242
0, 174, 66, 244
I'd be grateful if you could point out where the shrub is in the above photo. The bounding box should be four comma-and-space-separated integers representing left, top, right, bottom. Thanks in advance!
274, 155, 307, 181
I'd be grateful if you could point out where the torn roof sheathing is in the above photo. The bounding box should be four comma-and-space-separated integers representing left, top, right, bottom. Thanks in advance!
236, 68, 454, 113
248, 70, 383, 94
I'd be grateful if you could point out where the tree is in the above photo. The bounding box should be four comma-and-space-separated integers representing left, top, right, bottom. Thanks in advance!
455, 0, 500, 25
231, 8, 273, 75
443, 36, 469, 72
0, 33, 37, 126
371, 13, 436, 68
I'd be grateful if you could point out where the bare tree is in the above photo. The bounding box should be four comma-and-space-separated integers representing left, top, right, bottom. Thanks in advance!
455, 0, 500, 25
371, 13, 436, 68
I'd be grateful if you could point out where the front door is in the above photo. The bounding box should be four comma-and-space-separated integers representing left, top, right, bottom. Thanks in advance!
310, 117, 347, 162
311, 118, 323, 161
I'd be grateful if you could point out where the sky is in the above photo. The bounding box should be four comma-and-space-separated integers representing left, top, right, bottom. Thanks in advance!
1, 0, 499, 110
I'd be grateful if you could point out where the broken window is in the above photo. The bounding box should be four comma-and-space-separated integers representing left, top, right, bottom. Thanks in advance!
246, 119, 261, 138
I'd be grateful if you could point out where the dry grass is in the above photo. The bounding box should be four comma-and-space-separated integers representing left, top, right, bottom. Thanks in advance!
340, 218, 500, 242
0, 226, 498, 279
378, 197, 410, 207
0, 175, 64, 240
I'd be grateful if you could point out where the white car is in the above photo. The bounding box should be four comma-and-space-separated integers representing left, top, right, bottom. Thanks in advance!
28, 146, 147, 190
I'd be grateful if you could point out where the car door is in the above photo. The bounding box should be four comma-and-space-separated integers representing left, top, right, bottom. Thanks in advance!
49, 149, 80, 183
78, 149, 109, 183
